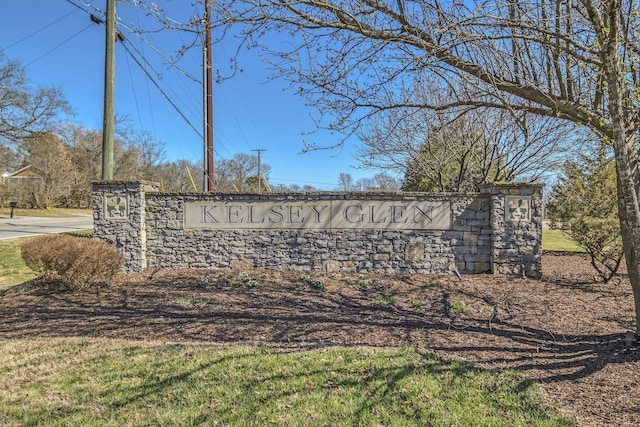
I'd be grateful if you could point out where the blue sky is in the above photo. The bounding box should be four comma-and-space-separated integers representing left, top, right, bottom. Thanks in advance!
0, 0, 376, 190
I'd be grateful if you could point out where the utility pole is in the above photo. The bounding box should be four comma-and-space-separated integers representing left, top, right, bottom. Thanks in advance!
252, 149, 267, 193
101, 0, 116, 180
203, 0, 215, 191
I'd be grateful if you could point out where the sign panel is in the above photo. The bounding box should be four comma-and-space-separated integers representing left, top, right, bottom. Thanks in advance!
184, 200, 452, 230
104, 195, 129, 220
505, 196, 531, 222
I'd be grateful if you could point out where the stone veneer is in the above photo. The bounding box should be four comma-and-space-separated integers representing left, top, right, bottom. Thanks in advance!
93, 181, 543, 277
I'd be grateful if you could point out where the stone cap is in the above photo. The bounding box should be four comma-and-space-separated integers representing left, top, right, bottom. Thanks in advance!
480, 182, 545, 189
92, 180, 160, 186
147, 192, 481, 201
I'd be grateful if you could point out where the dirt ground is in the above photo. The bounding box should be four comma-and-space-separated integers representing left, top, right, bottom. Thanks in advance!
1, 253, 639, 426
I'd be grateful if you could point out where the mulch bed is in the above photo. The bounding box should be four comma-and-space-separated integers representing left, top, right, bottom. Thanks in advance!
1, 253, 639, 426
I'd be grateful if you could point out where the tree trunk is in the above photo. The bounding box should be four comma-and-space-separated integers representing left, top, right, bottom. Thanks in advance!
609, 98, 640, 335
620, 224, 640, 335
615, 159, 640, 334
602, 2, 640, 334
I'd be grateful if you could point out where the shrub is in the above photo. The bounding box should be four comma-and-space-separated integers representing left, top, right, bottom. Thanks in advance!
569, 216, 624, 283
547, 146, 623, 282
21, 234, 123, 290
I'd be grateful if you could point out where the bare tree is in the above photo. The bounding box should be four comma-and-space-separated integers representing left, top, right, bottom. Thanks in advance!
337, 172, 355, 191
347, 174, 402, 192
0, 52, 71, 141
58, 123, 167, 206
198, 0, 640, 333
215, 153, 271, 192
373, 173, 402, 191
0, 140, 20, 173
353, 177, 372, 191
154, 159, 203, 192
357, 82, 579, 192
114, 124, 167, 181
19, 132, 81, 208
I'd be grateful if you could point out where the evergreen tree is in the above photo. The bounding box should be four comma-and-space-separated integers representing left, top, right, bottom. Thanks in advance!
547, 147, 623, 282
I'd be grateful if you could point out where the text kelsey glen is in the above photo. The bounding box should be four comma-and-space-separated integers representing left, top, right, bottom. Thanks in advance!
184, 200, 452, 230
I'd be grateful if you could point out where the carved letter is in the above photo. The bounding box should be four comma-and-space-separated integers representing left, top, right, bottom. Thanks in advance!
311, 205, 329, 223
288, 205, 304, 223
369, 205, 387, 224
227, 205, 244, 223
344, 205, 364, 223
269, 205, 284, 223
391, 206, 407, 223
201, 205, 219, 223
412, 205, 433, 223
249, 206, 265, 223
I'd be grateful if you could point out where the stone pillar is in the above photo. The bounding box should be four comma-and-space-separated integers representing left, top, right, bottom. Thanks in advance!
92, 181, 159, 272
481, 183, 544, 278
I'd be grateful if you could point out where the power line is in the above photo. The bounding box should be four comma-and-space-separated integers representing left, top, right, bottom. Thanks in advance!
70, 4, 200, 139
120, 38, 231, 157
63, 0, 89, 13
25, 23, 94, 68
131, 8, 159, 145
59, 0, 209, 162
68, 0, 201, 84
123, 48, 145, 131
88, 0, 202, 84
75, 2, 231, 159
71, 0, 104, 16
119, 39, 229, 160
120, 40, 202, 139
27, 2, 231, 164
1, 8, 79, 51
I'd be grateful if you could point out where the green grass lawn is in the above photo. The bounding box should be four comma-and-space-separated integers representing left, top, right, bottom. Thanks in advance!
0, 338, 573, 426
0, 207, 91, 219
542, 229, 585, 252
0, 238, 35, 290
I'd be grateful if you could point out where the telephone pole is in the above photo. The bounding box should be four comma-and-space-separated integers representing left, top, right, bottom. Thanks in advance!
252, 149, 267, 193
203, 0, 215, 191
101, 0, 116, 180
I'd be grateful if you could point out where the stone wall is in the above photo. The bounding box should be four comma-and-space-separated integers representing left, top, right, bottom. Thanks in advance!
93, 181, 543, 277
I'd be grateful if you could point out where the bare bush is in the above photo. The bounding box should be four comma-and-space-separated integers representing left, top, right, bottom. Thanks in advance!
21, 234, 123, 290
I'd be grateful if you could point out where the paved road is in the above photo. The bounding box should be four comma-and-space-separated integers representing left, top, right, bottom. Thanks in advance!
0, 216, 94, 240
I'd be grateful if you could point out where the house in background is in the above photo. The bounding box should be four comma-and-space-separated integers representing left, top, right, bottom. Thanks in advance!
1, 165, 44, 208
5, 165, 44, 180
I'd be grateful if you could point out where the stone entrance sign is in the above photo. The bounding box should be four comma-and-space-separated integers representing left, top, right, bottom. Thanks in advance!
93, 182, 543, 277
184, 200, 452, 230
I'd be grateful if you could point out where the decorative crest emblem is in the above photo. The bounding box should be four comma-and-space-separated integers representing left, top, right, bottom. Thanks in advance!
505, 196, 531, 222
105, 195, 128, 219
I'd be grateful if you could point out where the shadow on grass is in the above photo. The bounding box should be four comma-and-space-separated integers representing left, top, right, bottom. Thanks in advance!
0, 270, 637, 387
